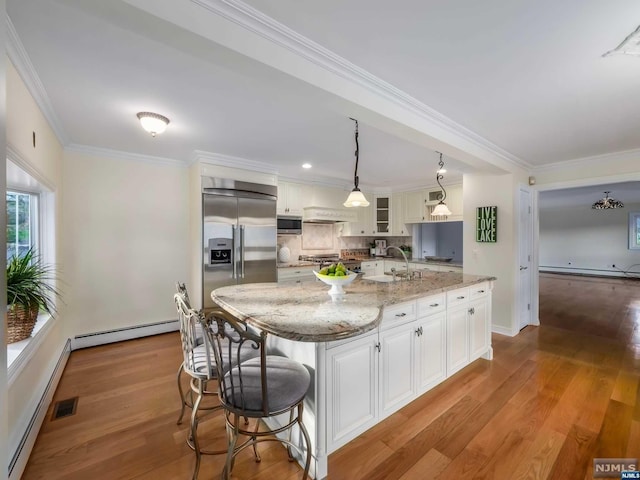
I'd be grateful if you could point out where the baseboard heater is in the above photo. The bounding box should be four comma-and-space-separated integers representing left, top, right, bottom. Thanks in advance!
539, 265, 639, 279
71, 319, 179, 350
9, 339, 71, 479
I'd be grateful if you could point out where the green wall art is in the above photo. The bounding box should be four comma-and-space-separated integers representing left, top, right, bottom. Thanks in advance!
476, 206, 497, 243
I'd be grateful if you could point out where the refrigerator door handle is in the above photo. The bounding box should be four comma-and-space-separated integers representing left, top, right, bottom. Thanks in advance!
231, 225, 238, 279
240, 224, 246, 278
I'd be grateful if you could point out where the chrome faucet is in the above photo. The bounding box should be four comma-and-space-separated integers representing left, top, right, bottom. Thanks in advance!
385, 246, 410, 279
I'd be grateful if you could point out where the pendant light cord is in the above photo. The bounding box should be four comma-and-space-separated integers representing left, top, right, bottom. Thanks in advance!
349, 117, 360, 190
436, 151, 447, 202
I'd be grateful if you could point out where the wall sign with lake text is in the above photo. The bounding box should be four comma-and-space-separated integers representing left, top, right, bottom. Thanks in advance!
476, 206, 497, 243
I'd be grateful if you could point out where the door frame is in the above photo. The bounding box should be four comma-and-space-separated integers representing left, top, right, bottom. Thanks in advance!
517, 185, 536, 330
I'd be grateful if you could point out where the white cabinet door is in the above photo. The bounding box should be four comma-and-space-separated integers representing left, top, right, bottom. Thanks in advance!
277, 181, 305, 216
374, 195, 391, 235
446, 305, 469, 376
445, 184, 463, 220
339, 191, 373, 236
391, 192, 410, 236
379, 324, 416, 419
326, 333, 378, 451
361, 261, 383, 277
403, 190, 426, 223
469, 297, 489, 361
415, 311, 446, 394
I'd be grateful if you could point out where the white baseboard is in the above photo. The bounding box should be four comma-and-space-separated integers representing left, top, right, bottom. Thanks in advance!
9, 339, 71, 480
71, 319, 179, 350
492, 324, 518, 337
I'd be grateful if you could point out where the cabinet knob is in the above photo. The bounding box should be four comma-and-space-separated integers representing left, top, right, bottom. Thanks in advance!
415, 328, 421, 336
395, 312, 407, 317
429, 303, 439, 307
468, 307, 475, 315
478, 289, 485, 293
457, 296, 465, 300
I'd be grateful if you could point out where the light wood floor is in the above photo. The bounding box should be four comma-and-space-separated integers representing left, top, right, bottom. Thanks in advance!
22, 274, 640, 479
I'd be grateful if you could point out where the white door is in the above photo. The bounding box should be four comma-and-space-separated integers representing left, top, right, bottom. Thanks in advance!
518, 187, 532, 330
379, 325, 416, 419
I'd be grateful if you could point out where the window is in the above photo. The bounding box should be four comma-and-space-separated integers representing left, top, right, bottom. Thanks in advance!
630, 212, 640, 250
6, 190, 39, 260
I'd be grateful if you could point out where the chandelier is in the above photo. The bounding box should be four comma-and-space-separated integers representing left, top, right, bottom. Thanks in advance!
591, 191, 624, 210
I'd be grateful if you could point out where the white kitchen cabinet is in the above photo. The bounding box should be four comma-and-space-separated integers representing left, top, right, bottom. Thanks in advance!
446, 305, 469, 377
277, 181, 305, 216
374, 195, 391, 235
277, 265, 316, 282
325, 284, 492, 453
403, 189, 427, 223
391, 192, 410, 236
338, 191, 374, 236
446, 282, 491, 376
423, 184, 463, 222
326, 332, 378, 451
361, 260, 384, 277
379, 323, 416, 419
469, 288, 490, 362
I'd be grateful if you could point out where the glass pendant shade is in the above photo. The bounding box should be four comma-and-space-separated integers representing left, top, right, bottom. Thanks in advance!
137, 112, 170, 137
344, 189, 370, 208
431, 202, 452, 216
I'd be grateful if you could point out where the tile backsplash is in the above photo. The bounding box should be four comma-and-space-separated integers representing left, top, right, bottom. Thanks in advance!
277, 223, 410, 261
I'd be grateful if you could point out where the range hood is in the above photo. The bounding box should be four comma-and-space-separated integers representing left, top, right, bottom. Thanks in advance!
303, 206, 357, 223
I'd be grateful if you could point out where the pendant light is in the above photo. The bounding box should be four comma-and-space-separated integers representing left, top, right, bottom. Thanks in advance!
431, 152, 452, 216
591, 191, 624, 209
343, 118, 370, 208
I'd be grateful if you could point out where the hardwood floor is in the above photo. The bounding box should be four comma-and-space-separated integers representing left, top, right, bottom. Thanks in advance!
22, 273, 640, 479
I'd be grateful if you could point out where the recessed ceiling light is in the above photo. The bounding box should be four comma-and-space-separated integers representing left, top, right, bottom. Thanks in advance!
302, 163, 312, 169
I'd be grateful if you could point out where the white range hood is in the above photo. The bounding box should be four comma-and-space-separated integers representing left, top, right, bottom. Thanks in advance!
303, 206, 357, 223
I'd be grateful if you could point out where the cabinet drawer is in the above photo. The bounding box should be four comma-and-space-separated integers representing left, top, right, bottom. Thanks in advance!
277, 267, 315, 281
446, 287, 470, 307
470, 282, 489, 299
417, 294, 446, 317
380, 301, 416, 330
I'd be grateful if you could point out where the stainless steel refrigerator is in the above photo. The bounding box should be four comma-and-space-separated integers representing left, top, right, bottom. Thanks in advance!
202, 177, 277, 310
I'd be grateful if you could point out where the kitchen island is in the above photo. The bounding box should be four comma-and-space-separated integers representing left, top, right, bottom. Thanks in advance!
212, 272, 495, 479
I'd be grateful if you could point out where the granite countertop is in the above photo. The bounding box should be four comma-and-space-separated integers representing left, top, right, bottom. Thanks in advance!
211, 272, 494, 343
277, 262, 317, 268
360, 257, 462, 267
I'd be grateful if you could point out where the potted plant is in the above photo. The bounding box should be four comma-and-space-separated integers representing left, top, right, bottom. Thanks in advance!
6, 248, 61, 343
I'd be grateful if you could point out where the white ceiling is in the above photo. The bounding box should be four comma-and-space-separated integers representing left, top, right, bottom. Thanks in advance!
7, 0, 640, 190
539, 181, 640, 208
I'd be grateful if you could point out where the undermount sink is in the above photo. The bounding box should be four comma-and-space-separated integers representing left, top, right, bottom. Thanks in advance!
363, 275, 397, 283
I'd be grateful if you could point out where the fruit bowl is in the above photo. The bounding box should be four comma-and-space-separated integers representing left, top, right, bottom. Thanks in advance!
313, 270, 358, 295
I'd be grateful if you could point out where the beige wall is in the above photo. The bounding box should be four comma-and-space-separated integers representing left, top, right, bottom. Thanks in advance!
6, 60, 65, 465
62, 150, 189, 337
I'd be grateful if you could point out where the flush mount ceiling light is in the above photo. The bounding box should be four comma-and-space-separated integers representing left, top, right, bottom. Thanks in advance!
592, 191, 624, 209
431, 152, 452, 217
603, 24, 640, 57
343, 118, 370, 208
136, 112, 170, 137
302, 163, 312, 169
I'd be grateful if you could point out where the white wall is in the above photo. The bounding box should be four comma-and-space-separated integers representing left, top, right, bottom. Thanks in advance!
540, 202, 640, 277
463, 172, 527, 335
62, 150, 189, 337
6, 59, 66, 476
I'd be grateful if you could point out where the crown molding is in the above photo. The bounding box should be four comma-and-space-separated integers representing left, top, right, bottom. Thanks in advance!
191, 0, 531, 171
7, 16, 69, 146
66, 144, 187, 167
190, 150, 279, 174
532, 147, 640, 173
6, 143, 57, 192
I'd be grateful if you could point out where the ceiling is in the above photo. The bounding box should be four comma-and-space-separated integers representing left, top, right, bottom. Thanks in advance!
7, 0, 640, 190
539, 181, 640, 209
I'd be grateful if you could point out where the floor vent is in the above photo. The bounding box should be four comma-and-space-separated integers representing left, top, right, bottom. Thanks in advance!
51, 397, 78, 420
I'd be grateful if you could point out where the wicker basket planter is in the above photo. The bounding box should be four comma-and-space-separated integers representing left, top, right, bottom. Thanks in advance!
6, 305, 40, 343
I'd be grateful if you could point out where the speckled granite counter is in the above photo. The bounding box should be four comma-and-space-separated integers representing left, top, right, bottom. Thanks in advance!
211, 272, 494, 342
